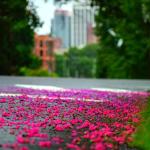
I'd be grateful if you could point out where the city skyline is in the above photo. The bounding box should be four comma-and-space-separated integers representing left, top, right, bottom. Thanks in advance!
51, 3, 97, 49
31, 0, 73, 35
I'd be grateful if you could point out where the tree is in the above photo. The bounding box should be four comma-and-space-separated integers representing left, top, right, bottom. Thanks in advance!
55, 54, 68, 77
54, 0, 150, 79
92, 0, 150, 78
0, 0, 40, 75
55, 44, 99, 78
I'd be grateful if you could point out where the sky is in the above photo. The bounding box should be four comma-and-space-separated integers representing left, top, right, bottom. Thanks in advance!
30, 0, 73, 35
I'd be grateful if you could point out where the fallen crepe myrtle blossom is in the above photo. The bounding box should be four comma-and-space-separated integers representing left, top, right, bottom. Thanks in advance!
0, 87, 149, 150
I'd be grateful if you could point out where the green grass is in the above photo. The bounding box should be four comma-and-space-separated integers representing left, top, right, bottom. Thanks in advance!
130, 97, 150, 150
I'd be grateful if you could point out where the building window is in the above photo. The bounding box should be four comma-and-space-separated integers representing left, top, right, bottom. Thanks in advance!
40, 50, 43, 56
40, 40, 43, 47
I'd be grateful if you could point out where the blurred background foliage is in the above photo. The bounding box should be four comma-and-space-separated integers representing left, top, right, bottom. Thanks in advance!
92, 0, 150, 79
1, 0, 150, 78
19, 67, 58, 77
55, 44, 99, 78
0, 0, 41, 75
55, 0, 150, 79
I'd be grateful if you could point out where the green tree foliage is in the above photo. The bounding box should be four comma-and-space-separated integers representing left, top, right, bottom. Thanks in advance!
0, 0, 41, 75
55, 44, 99, 78
19, 67, 58, 77
92, 0, 150, 78
55, 54, 68, 77
55, 0, 150, 79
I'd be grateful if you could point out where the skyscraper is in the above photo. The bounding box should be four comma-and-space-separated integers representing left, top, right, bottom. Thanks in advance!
51, 9, 71, 49
70, 3, 97, 47
51, 2, 97, 49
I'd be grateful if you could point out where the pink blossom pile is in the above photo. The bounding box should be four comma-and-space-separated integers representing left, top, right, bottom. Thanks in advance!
0, 87, 149, 150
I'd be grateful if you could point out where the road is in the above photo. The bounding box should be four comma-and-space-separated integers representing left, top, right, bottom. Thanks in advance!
0, 76, 150, 91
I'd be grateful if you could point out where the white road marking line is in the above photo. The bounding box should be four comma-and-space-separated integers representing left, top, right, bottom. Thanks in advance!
15, 84, 65, 91
91, 88, 131, 92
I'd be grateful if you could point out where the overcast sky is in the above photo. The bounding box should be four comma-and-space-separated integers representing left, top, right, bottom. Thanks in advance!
31, 0, 73, 35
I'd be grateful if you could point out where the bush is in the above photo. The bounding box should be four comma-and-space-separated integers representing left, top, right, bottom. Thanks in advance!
19, 67, 58, 77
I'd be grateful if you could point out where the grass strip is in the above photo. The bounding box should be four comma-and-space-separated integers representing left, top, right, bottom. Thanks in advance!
130, 97, 150, 150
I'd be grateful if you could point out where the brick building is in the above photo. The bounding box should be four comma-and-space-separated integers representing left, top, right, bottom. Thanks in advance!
34, 33, 61, 72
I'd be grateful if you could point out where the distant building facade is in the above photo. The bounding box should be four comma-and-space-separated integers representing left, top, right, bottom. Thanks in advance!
87, 24, 98, 44
51, 3, 98, 49
70, 3, 97, 47
33, 33, 61, 72
51, 9, 71, 49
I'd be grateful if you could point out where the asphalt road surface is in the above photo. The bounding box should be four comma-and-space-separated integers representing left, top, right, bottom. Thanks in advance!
0, 76, 150, 91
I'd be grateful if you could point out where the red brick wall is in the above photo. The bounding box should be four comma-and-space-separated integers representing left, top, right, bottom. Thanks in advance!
34, 34, 59, 72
